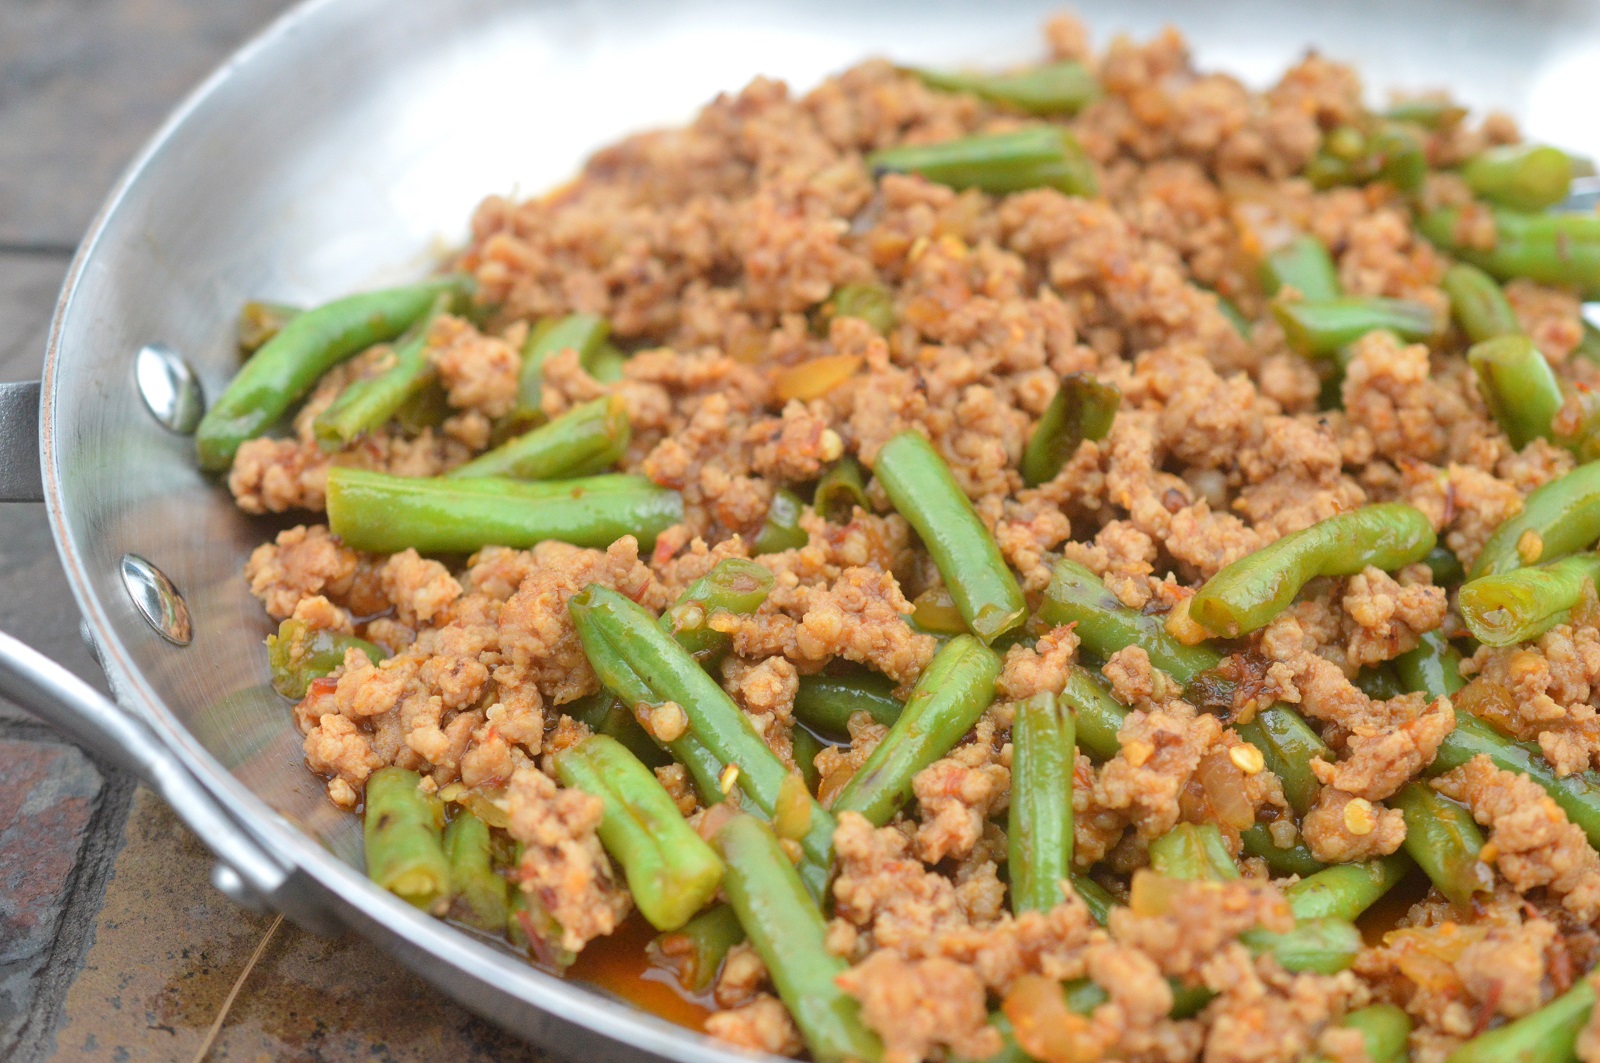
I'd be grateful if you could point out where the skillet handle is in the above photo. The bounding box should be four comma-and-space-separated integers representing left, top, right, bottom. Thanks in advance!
0, 381, 44, 503
0, 629, 335, 933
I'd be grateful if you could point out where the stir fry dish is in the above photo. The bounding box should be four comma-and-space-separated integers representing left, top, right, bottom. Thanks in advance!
206, 12, 1600, 1062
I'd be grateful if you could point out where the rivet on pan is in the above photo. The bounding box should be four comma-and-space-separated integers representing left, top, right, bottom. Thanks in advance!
120, 553, 193, 646
134, 344, 206, 435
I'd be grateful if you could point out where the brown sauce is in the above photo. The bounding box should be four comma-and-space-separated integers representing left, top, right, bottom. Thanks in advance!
566, 913, 716, 1032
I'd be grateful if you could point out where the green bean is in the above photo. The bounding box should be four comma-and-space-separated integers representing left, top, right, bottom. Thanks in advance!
1463, 144, 1576, 212
1355, 664, 1406, 701
1442, 262, 1521, 343
1234, 711, 1339, 814
1040, 559, 1220, 684
1320, 1004, 1412, 1063
1239, 918, 1365, 975
912, 60, 1098, 115
753, 488, 808, 554
448, 396, 630, 480
1576, 320, 1600, 365
1148, 823, 1239, 881
1272, 297, 1441, 358
1460, 553, 1600, 647
570, 585, 837, 895
1394, 630, 1466, 699
517, 313, 610, 422
1260, 235, 1342, 302
821, 284, 896, 335
1391, 781, 1492, 907
392, 379, 452, 435
867, 127, 1097, 198
792, 724, 826, 795
313, 291, 456, 449
1282, 856, 1409, 922
1384, 98, 1466, 129
196, 277, 468, 471
265, 618, 387, 700
564, 693, 672, 770
552, 734, 723, 931
1072, 875, 1116, 926
1189, 503, 1437, 637
1468, 334, 1565, 449
832, 635, 1001, 826
715, 815, 884, 1063
814, 457, 870, 523
1059, 665, 1127, 762
586, 342, 628, 384
793, 671, 904, 736
1307, 124, 1427, 196
507, 866, 577, 969
363, 767, 450, 913
1009, 692, 1075, 914
1422, 544, 1466, 586
1240, 824, 1326, 876
325, 469, 682, 554
442, 810, 509, 932
1431, 713, 1600, 849
1420, 207, 1600, 298
664, 557, 775, 664
650, 904, 745, 994
237, 301, 301, 354
1443, 978, 1595, 1063
876, 431, 1026, 642
1020, 373, 1121, 487
1469, 460, 1600, 578
1214, 293, 1253, 338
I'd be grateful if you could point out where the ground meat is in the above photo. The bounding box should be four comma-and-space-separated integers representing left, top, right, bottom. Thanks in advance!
704, 996, 803, 1057
1301, 786, 1406, 863
245, 524, 383, 620
1095, 700, 1224, 845
837, 950, 1001, 1063
1434, 755, 1600, 921
911, 734, 1010, 864
1458, 614, 1600, 776
505, 766, 629, 953
428, 315, 522, 419
1338, 566, 1447, 668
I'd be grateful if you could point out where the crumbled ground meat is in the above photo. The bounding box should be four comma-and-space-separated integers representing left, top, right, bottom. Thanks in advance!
227, 17, 1600, 1061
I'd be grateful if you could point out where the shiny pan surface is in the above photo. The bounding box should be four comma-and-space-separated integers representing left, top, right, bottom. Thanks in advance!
18, 0, 1600, 1058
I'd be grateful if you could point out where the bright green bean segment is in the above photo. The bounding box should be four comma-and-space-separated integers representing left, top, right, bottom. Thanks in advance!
1020, 373, 1120, 487
1189, 503, 1436, 637
442, 811, 509, 932
1442, 262, 1521, 343
1391, 782, 1492, 907
364, 767, 450, 913
1008, 692, 1075, 914
517, 313, 610, 421
266, 618, 387, 700
1459, 553, 1600, 647
1469, 334, 1564, 449
1272, 297, 1440, 358
449, 396, 630, 480
1260, 235, 1341, 302
867, 127, 1097, 198
1469, 460, 1600, 578
1420, 207, 1600, 299
793, 671, 904, 736
1443, 978, 1594, 1063
913, 60, 1098, 115
1462, 143, 1576, 212
313, 291, 455, 449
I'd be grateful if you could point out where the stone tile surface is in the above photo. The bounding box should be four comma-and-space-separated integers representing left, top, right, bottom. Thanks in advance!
52, 791, 541, 1062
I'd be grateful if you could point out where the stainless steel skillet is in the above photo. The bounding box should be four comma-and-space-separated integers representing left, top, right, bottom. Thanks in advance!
0, 0, 1596, 1057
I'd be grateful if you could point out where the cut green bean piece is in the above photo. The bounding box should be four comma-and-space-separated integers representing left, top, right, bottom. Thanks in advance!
1240, 824, 1325, 877
1432, 712, 1600, 850
1273, 297, 1441, 358
442, 810, 509, 932
1320, 1004, 1412, 1063
518, 313, 610, 421
1239, 917, 1364, 975
1009, 692, 1075, 914
876, 431, 1026, 642
832, 635, 1001, 826
1307, 124, 1426, 196
1420, 207, 1600, 299
1260, 235, 1342, 302
1214, 293, 1253, 337
1469, 460, 1600, 578
754, 488, 808, 555
1463, 143, 1576, 212
1283, 856, 1409, 923
586, 342, 628, 384
1040, 559, 1221, 685
792, 724, 826, 795
867, 127, 1097, 198
664, 557, 775, 664
565, 693, 672, 770
1422, 544, 1466, 586
1072, 875, 1116, 926
570, 586, 837, 896
197, 277, 469, 471
1190, 503, 1437, 637
793, 671, 904, 736
822, 284, 897, 335
1392, 782, 1492, 907
1460, 553, 1600, 647
1469, 334, 1565, 449
326, 469, 682, 554
1355, 664, 1406, 701
1021, 373, 1120, 487
716, 815, 884, 1063
1443, 977, 1594, 1063
1233, 709, 1341, 815
314, 291, 455, 449
1395, 630, 1466, 699
449, 396, 630, 480
814, 457, 870, 523
552, 734, 723, 931
650, 904, 745, 994
364, 767, 450, 913
266, 618, 388, 700
1384, 98, 1467, 129
237, 301, 301, 354
1442, 262, 1521, 343
1060, 666, 1127, 763
912, 60, 1098, 115
1148, 823, 1240, 881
